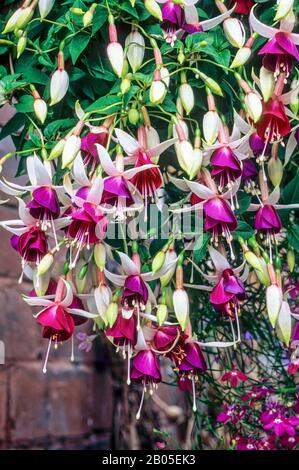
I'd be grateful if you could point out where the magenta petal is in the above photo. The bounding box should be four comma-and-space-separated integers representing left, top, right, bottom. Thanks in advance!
180, 342, 207, 372
133, 350, 161, 380
204, 198, 236, 224
154, 326, 179, 350
32, 186, 60, 215
275, 32, 299, 61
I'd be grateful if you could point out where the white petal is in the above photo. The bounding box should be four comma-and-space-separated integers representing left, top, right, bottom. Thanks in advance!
23, 297, 54, 307
168, 175, 189, 192
0, 179, 24, 196
123, 163, 158, 180
66, 308, 98, 318
27, 155, 52, 186
200, 6, 235, 31
115, 128, 140, 155
285, 130, 298, 166
208, 246, 230, 273
96, 144, 118, 177
73, 152, 90, 186
147, 137, 177, 158
267, 186, 280, 205
104, 268, 126, 286
233, 110, 252, 135
60, 279, 73, 307
17, 197, 36, 226
185, 180, 215, 200
277, 301, 292, 345
184, 4, 198, 24
249, 6, 278, 38
87, 176, 103, 204
53, 216, 71, 230
117, 251, 139, 275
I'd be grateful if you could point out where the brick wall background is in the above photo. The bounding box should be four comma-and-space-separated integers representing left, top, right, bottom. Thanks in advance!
0, 106, 188, 450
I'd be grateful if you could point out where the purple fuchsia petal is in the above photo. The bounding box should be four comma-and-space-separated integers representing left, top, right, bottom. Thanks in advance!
30, 186, 60, 218
105, 313, 137, 345
81, 131, 108, 159
275, 32, 299, 61
180, 342, 207, 372
204, 198, 237, 225
254, 205, 282, 232
132, 349, 161, 381
153, 326, 180, 350
162, 1, 184, 26
123, 275, 149, 303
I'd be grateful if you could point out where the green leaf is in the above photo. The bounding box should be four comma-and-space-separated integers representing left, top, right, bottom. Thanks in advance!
234, 221, 255, 240
69, 33, 90, 65
85, 94, 122, 113
282, 171, 299, 205
287, 223, 299, 252
15, 94, 34, 113
0, 113, 26, 140
92, 5, 108, 36
44, 118, 76, 138
194, 232, 211, 263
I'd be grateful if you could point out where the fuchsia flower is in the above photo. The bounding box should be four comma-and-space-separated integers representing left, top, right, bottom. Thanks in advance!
250, 6, 299, 78
96, 142, 154, 219
106, 313, 138, 347
0, 197, 68, 271
104, 251, 176, 326
0, 155, 67, 245
172, 170, 240, 251
114, 127, 176, 206
195, 246, 248, 321
256, 97, 291, 143
157, 1, 234, 46
24, 278, 96, 372
249, 183, 299, 253
80, 118, 112, 167
280, 435, 299, 449
65, 175, 107, 267
205, 122, 251, 191
221, 369, 248, 387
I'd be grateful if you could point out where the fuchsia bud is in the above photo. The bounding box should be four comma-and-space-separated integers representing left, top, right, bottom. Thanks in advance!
259, 67, 275, 102
38, 0, 55, 19
144, 0, 162, 21
223, 17, 246, 49
50, 50, 69, 105
107, 18, 124, 78
125, 27, 145, 73
266, 265, 282, 328
2, 0, 37, 34
236, 74, 262, 123
179, 73, 194, 115
32, 87, 47, 124
203, 92, 220, 145
150, 70, 166, 104
173, 264, 189, 331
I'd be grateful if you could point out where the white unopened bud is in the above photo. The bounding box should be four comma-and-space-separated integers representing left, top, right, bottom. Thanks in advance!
144, 0, 162, 21
3, 6, 34, 34
230, 47, 251, 68
125, 29, 145, 73
94, 243, 106, 271
157, 304, 168, 326
160, 66, 170, 88
107, 42, 125, 78
274, 0, 294, 22
179, 83, 194, 115
34, 98, 47, 124
173, 288, 189, 331
189, 148, 203, 179
62, 134, 81, 169
245, 92, 263, 123
94, 285, 111, 322
160, 250, 177, 287
266, 284, 282, 328
260, 66, 275, 102
38, 0, 55, 19
37, 253, 54, 276
48, 139, 65, 160
150, 79, 166, 104
106, 302, 118, 327
223, 18, 245, 48
50, 68, 69, 106
203, 110, 220, 145
176, 139, 194, 174
268, 156, 283, 187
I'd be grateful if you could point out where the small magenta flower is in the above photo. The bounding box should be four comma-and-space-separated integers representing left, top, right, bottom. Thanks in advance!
263, 414, 299, 437
221, 369, 248, 387
235, 436, 257, 451
217, 403, 246, 424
